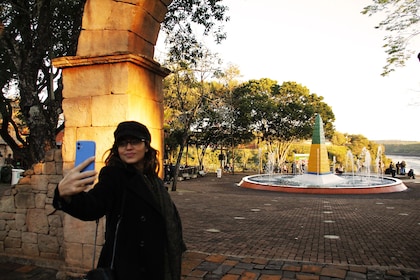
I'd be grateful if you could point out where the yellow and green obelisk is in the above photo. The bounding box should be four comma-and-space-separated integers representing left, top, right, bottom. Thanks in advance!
307, 114, 331, 175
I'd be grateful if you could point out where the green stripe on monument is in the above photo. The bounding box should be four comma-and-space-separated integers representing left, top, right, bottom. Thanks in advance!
311, 114, 326, 145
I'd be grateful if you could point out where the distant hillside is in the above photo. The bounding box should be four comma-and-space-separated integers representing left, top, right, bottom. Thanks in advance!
375, 140, 420, 145
376, 141, 420, 156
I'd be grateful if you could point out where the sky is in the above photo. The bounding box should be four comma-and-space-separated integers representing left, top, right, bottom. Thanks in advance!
157, 0, 420, 141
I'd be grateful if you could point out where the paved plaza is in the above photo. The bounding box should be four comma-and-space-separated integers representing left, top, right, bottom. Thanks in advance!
1, 172, 420, 279
173, 173, 420, 279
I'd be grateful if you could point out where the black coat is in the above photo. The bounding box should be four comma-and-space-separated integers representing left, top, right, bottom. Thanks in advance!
53, 165, 186, 279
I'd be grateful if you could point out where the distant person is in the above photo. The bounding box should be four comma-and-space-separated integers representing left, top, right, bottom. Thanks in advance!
389, 162, 396, 177
408, 169, 415, 179
400, 161, 406, 175
396, 162, 400, 175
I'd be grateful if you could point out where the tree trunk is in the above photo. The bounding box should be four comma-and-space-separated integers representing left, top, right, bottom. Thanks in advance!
171, 131, 189, 191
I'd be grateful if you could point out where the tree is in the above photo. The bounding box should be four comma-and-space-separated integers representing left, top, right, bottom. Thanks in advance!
161, 0, 229, 64
362, 0, 419, 76
232, 79, 335, 168
0, 0, 86, 167
0, 0, 228, 168
163, 47, 223, 190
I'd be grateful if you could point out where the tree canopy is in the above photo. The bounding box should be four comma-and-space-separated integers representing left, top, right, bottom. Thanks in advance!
0, 0, 85, 167
232, 79, 335, 143
0, 0, 228, 167
362, 0, 419, 76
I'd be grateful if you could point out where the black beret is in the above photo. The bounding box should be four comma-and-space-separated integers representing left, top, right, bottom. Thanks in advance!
114, 121, 151, 142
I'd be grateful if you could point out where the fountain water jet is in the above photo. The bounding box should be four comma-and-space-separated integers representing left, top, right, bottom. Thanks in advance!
239, 115, 408, 194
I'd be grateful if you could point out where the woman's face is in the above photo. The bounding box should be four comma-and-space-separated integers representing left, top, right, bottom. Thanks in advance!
117, 138, 148, 168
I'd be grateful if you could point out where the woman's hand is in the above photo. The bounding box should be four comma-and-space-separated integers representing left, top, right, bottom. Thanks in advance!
58, 156, 98, 198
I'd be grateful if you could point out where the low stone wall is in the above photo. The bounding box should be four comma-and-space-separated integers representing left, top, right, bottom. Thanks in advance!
0, 149, 98, 279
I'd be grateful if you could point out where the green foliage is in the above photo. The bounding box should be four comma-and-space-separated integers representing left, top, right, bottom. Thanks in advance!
384, 143, 420, 155
161, 0, 229, 65
1, 0, 228, 166
232, 79, 335, 144
361, 0, 419, 76
0, 0, 86, 166
327, 145, 348, 165
330, 131, 348, 146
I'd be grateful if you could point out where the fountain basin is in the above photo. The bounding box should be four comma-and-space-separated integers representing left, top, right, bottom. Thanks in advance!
239, 174, 408, 194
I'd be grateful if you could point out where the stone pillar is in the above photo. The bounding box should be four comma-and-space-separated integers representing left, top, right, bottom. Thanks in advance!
53, 54, 169, 174
52, 0, 172, 274
53, 0, 171, 174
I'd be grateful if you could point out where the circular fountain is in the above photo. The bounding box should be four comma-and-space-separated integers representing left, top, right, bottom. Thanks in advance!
239, 115, 408, 194
239, 174, 407, 194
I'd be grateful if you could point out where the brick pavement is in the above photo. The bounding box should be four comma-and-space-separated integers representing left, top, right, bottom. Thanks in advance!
1, 173, 420, 279
172, 173, 420, 279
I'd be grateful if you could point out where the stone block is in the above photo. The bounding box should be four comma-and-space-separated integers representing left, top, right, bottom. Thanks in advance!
6, 220, 16, 230
62, 127, 76, 163
5, 248, 22, 254
22, 232, 37, 243
65, 242, 84, 267
54, 149, 63, 162
0, 196, 15, 213
8, 230, 21, 238
15, 184, 32, 193
22, 242, 39, 256
107, 3, 160, 43
35, 193, 46, 208
48, 175, 63, 185
321, 267, 346, 279
30, 175, 49, 191
82, 243, 95, 268
48, 214, 62, 228
81, 0, 113, 30
127, 95, 163, 130
4, 236, 21, 248
63, 215, 96, 244
27, 209, 49, 234
113, 0, 168, 22
0, 212, 14, 220
47, 183, 57, 198
15, 213, 26, 229
15, 192, 35, 209
40, 252, 60, 259
91, 94, 130, 127
62, 97, 92, 127
56, 162, 63, 175
63, 64, 113, 99
45, 203, 55, 215
43, 161, 57, 175
77, 30, 154, 58
33, 163, 43, 175
44, 149, 55, 161
39, 234, 59, 253
17, 176, 31, 185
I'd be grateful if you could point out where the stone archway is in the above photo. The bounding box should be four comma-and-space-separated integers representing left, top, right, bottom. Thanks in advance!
53, 0, 172, 174
50, 0, 173, 276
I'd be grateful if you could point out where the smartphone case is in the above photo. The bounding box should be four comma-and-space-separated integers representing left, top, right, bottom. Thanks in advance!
75, 140, 96, 172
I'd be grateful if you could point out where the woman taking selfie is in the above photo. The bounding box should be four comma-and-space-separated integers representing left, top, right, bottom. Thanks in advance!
53, 121, 186, 279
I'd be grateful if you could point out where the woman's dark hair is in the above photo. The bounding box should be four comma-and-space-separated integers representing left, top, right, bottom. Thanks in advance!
104, 141, 160, 177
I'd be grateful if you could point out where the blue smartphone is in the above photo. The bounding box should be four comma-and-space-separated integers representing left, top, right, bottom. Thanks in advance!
75, 140, 96, 172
